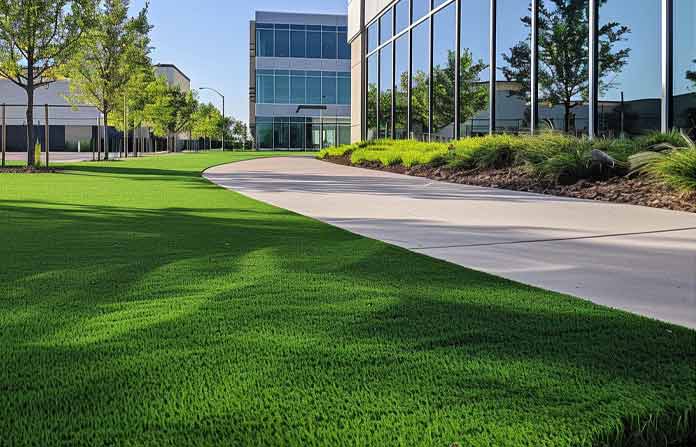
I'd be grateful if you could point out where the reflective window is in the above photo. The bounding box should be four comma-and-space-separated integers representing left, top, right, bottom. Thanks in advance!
433, 0, 450, 9
274, 25, 290, 58
379, 43, 393, 138
256, 122, 273, 148
275, 72, 290, 104
412, 0, 430, 23
307, 28, 322, 58
256, 72, 275, 104
674, 0, 696, 137
338, 124, 351, 145
322, 73, 337, 104
394, 34, 409, 139
338, 74, 351, 105
338, 31, 350, 59
274, 119, 290, 149
497, 0, 532, 133
380, 9, 393, 44
432, 2, 456, 141
291, 28, 306, 58
307, 73, 323, 104
322, 123, 337, 148
367, 22, 379, 53
290, 121, 305, 148
533, 0, 589, 134
367, 54, 378, 139
291, 74, 306, 104
598, 1, 660, 136
307, 122, 320, 150
322, 26, 337, 59
395, 0, 409, 34
460, 0, 490, 136
257, 28, 274, 57
411, 20, 430, 139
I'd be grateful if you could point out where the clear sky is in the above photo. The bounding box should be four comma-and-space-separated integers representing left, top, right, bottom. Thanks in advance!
129, 0, 347, 124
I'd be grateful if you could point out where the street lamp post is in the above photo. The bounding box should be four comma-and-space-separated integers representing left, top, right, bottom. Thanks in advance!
199, 87, 225, 151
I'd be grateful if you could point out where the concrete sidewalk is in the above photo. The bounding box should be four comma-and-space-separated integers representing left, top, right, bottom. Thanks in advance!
205, 157, 696, 329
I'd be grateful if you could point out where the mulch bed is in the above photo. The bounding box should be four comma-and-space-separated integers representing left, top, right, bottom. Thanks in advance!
323, 155, 696, 214
0, 166, 62, 174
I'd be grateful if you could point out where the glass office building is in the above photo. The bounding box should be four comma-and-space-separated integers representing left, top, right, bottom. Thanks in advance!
348, 0, 696, 141
250, 11, 352, 150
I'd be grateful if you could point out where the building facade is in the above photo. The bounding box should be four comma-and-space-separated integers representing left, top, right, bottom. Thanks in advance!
250, 11, 352, 150
348, 0, 696, 141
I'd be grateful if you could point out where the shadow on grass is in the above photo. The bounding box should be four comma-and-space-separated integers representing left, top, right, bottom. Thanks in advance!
1, 196, 694, 446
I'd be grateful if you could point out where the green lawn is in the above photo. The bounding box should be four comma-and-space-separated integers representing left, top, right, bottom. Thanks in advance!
1, 152, 694, 446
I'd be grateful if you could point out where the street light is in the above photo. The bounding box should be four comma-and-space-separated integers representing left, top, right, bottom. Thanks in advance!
199, 87, 225, 151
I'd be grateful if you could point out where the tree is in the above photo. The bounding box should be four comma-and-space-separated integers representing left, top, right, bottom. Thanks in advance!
0, 0, 95, 166
687, 59, 696, 88
502, 0, 631, 132
64, 0, 151, 160
112, 66, 156, 154
410, 49, 488, 136
191, 103, 223, 150
230, 120, 250, 148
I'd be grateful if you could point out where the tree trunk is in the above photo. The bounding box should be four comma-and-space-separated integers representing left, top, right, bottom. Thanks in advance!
26, 82, 35, 167
563, 102, 571, 133
103, 112, 110, 160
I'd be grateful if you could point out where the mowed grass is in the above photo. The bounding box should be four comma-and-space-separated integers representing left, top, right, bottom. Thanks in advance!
1, 152, 694, 447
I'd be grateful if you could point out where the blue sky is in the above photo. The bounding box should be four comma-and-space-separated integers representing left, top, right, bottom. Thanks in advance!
130, 0, 347, 124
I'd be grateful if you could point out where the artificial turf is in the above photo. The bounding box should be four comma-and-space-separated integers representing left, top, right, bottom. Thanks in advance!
0, 152, 694, 446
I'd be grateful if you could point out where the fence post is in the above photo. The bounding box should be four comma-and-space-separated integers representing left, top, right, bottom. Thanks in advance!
44, 104, 50, 167
97, 116, 102, 161
2, 103, 5, 167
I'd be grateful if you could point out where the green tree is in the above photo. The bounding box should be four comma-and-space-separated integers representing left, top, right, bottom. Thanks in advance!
502, 0, 631, 132
111, 66, 156, 154
410, 49, 488, 137
191, 103, 222, 150
687, 59, 696, 88
0, 0, 95, 166
64, 0, 151, 159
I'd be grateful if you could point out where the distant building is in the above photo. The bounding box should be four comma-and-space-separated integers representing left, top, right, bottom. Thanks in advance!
0, 63, 192, 152
250, 11, 352, 150
155, 64, 191, 92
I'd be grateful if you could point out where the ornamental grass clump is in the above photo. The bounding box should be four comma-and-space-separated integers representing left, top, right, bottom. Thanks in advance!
649, 148, 696, 193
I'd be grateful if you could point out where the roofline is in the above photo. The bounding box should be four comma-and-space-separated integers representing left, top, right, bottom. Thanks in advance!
154, 64, 191, 82
254, 10, 347, 19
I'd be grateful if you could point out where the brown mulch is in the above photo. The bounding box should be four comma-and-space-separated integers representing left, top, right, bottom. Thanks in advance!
323, 155, 696, 214
0, 166, 62, 174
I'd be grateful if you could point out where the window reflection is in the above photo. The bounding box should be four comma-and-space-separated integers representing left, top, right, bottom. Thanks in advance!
367, 55, 378, 139
411, 20, 430, 140
460, 0, 490, 136
497, 0, 532, 134
380, 9, 393, 44
599, 0, 660, 136
394, 34, 409, 139
379, 43, 393, 138
395, 0, 409, 34
274, 25, 290, 58
412, 0, 430, 23
674, 0, 696, 137
432, 2, 456, 141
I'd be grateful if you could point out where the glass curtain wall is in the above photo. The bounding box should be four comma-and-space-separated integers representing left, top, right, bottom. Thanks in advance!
256, 23, 349, 60
598, 0, 661, 137
412, 0, 430, 23
411, 20, 430, 140
379, 43, 393, 138
673, 0, 696, 137
496, 0, 532, 134
256, 70, 349, 105
460, 0, 490, 136
395, 0, 409, 34
536, 0, 589, 135
431, 2, 456, 141
257, 117, 350, 150
394, 34, 409, 139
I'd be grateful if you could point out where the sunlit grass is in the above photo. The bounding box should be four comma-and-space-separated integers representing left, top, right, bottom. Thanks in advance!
1, 151, 694, 446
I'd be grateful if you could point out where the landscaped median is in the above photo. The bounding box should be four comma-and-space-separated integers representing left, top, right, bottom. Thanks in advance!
318, 132, 696, 213
1, 152, 695, 446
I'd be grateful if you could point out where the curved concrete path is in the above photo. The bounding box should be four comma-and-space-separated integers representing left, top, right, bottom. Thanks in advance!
205, 157, 696, 329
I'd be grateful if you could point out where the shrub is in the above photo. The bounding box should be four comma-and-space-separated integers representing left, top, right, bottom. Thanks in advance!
649, 149, 696, 193
317, 144, 356, 160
